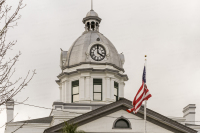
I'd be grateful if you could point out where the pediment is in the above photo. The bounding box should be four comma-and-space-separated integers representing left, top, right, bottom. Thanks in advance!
44, 98, 197, 133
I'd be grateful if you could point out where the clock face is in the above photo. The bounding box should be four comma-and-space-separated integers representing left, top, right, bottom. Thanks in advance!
90, 44, 106, 61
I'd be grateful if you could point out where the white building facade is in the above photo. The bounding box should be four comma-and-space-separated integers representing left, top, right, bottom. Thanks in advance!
5, 6, 200, 133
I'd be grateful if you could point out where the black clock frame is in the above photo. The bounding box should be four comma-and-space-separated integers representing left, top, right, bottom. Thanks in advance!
90, 44, 106, 61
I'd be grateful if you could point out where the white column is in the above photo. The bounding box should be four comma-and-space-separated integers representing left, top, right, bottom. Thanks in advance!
119, 82, 125, 98
68, 81, 72, 103
64, 81, 66, 102
106, 77, 111, 101
65, 80, 69, 103
89, 22, 91, 31
85, 76, 90, 101
62, 82, 65, 102
110, 78, 114, 101
90, 77, 93, 101
59, 86, 62, 101
102, 78, 106, 101
79, 77, 85, 101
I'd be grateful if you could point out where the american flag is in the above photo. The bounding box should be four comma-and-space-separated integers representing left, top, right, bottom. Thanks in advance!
126, 66, 152, 114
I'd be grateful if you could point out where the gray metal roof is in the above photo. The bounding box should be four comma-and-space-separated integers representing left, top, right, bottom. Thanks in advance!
86, 10, 98, 17
63, 31, 123, 70
13, 116, 53, 124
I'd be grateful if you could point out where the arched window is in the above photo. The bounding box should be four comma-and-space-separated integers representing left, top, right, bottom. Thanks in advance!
91, 21, 95, 31
96, 22, 99, 27
113, 117, 131, 129
87, 22, 90, 30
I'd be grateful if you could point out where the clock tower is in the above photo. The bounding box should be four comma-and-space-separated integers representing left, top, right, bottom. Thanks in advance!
56, 9, 128, 104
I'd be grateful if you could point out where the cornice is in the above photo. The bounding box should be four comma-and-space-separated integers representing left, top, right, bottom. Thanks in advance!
56, 68, 128, 81
62, 62, 125, 73
82, 16, 102, 24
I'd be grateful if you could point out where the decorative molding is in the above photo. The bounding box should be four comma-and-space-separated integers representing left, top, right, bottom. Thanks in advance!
183, 107, 196, 113
57, 68, 128, 81
62, 62, 125, 72
63, 106, 91, 110
82, 16, 102, 24
55, 80, 61, 84
53, 102, 106, 107
55, 106, 62, 109
183, 112, 196, 117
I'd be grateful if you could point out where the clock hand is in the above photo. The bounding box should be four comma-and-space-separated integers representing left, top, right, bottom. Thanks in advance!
97, 45, 104, 57
98, 52, 104, 57
97, 45, 100, 55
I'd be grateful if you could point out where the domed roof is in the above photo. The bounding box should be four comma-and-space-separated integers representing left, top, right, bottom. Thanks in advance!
86, 10, 98, 17
63, 31, 124, 70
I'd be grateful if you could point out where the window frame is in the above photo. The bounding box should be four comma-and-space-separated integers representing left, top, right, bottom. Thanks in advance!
114, 82, 119, 101
112, 116, 132, 129
93, 79, 102, 101
71, 80, 79, 103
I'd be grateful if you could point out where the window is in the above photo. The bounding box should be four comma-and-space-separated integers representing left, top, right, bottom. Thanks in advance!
113, 117, 131, 129
114, 82, 118, 101
93, 79, 102, 101
72, 80, 79, 102
87, 22, 90, 30
96, 22, 99, 27
115, 119, 130, 128
91, 21, 95, 31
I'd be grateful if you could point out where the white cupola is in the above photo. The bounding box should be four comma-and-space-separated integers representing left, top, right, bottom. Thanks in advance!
83, 9, 101, 32
56, 8, 128, 105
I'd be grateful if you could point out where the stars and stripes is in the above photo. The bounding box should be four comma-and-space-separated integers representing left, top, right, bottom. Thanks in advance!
126, 66, 152, 114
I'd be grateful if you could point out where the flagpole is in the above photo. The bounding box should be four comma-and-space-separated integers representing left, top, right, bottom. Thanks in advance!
144, 100, 147, 133
144, 55, 147, 133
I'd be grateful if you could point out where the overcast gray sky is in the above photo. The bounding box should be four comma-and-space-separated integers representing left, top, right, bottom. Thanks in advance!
1, 0, 200, 132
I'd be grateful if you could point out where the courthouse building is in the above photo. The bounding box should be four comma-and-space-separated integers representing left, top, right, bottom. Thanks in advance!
5, 6, 200, 133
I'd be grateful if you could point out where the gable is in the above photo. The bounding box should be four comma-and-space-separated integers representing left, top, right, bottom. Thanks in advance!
44, 98, 197, 133
78, 110, 173, 133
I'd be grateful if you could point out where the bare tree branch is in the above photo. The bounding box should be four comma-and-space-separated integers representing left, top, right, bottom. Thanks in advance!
0, 0, 35, 106
11, 121, 26, 133
0, 113, 18, 128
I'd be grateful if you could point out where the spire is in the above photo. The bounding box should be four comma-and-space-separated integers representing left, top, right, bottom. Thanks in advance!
91, 0, 93, 10
82, 0, 101, 32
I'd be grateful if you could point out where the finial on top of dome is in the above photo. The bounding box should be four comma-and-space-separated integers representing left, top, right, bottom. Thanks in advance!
82, 0, 101, 31
91, 0, 93, 10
